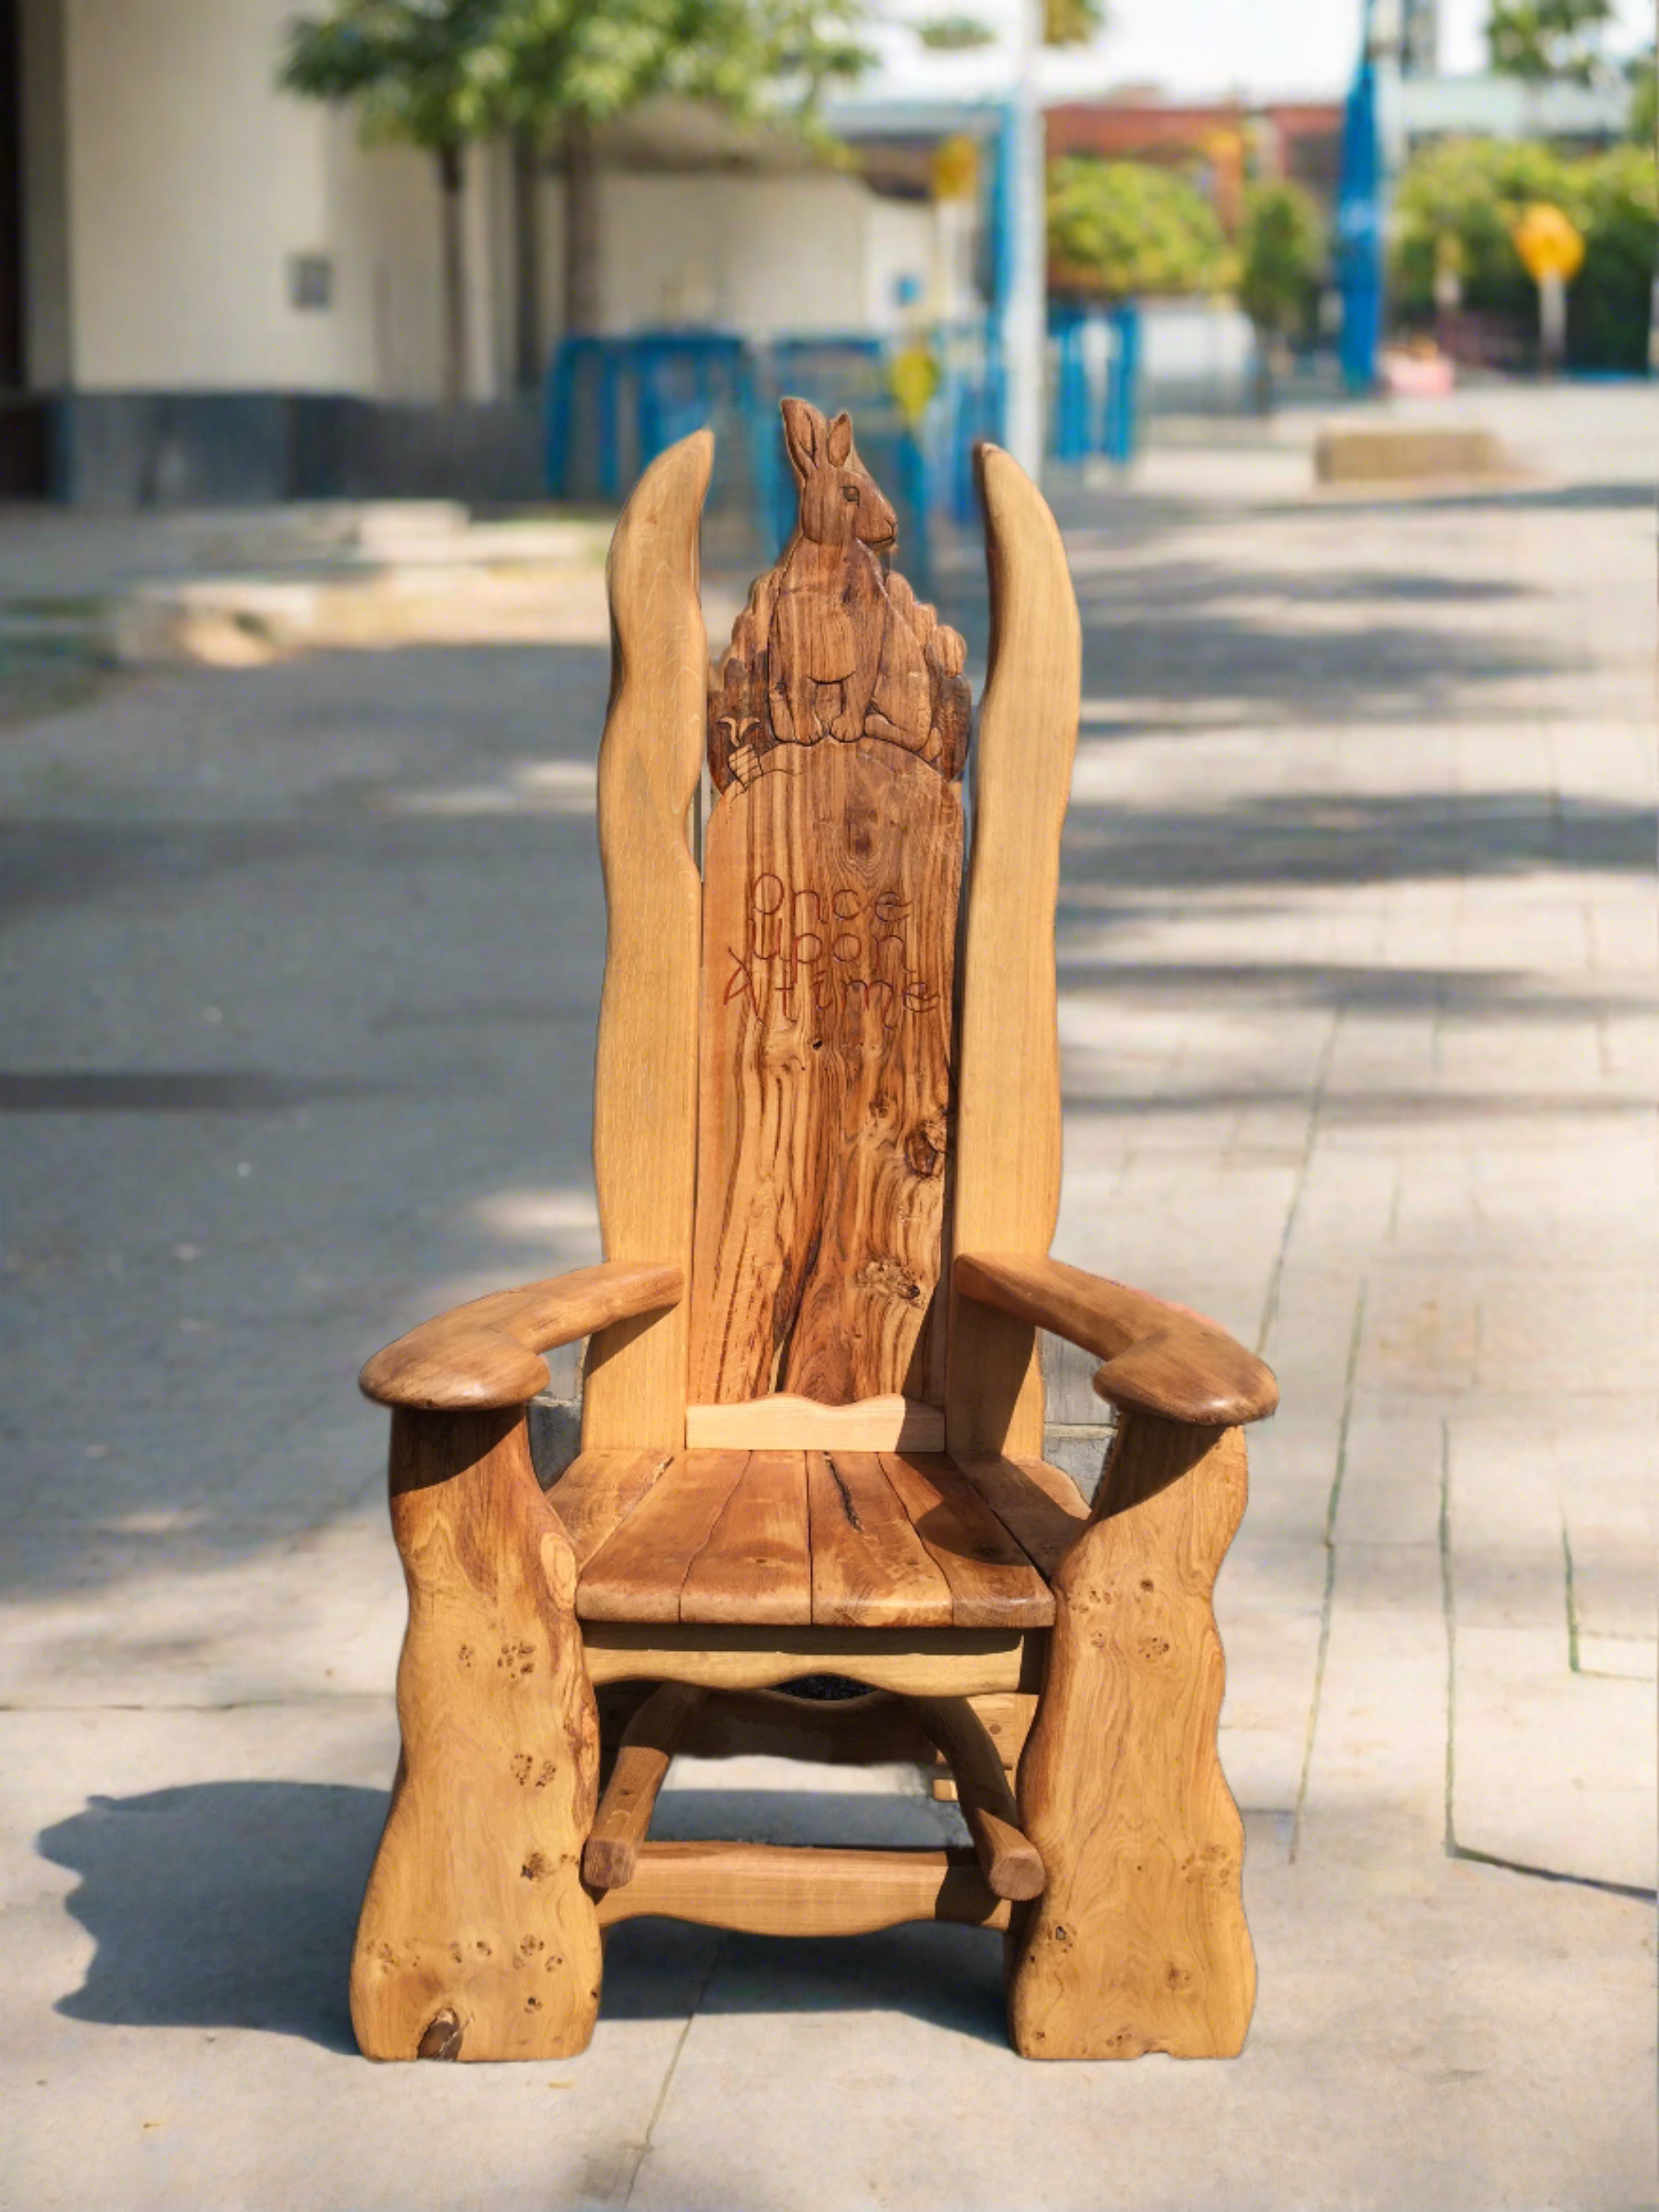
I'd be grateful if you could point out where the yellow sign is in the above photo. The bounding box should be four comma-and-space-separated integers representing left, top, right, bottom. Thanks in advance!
930, 134, 979, 204
889, 345, 941, 428
1511, 203, 1585, 285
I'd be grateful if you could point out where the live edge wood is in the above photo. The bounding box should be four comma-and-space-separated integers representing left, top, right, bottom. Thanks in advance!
359, 1262, 682, 1412
1008, 1412, 1256, 2060
956, 1253, 1279, 1428
947, 443, 1082, 1463
584, 432, 710, 1452
582, 1682, 705, 1889
350, 1409, 602, 2062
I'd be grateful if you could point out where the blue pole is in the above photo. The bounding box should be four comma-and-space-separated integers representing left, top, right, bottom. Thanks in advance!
1337, 51, 1384, 392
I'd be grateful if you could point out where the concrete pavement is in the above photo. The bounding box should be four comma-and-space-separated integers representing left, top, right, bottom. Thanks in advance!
1, 383, 1654, 2209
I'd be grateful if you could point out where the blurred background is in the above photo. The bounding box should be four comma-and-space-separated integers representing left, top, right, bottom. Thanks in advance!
1, 6, 1654, 2206
0, 0, 1652, 529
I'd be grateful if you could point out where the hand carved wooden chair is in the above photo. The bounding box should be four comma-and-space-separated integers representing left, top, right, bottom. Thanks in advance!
350, 400, 1277, 2066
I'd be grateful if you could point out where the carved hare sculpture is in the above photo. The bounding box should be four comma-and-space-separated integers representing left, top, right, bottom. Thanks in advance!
710, 398, 970, 790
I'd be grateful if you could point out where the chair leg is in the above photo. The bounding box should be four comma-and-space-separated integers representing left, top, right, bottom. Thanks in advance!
1008, 1415, 1255, 2060
350, 1408, 603, 2062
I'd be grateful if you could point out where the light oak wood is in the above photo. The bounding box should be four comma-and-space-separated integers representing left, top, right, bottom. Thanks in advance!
912, 1696, 1046, 1900
573, 1448, 1052, 1631
547, 1448, 674, 1569
1008, 1414, 1256, 2060
691, 741, 962, 1405
350, 1410, 602, 2062
581, 1622, 1040, 1696
947, 443, 1082, 1462
581, 1681, 705, 1890
951, 1456, 1092, 1580
684, 1394, 945, 1452
956, 1253, 1279, 1428
360, 1262, 681, 1412
584, 431, 712, 1451
593, 1842, 1011, 1935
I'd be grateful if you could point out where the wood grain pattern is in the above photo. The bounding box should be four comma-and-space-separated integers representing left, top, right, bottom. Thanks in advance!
1008, 1414, 1256, 2060
951, 1456, 1092, 1580
360, 1263, 681, 1412
911, 1696, 1046, 1900
878, 1452, 1053, 1629
593, 1842, 1011, 1936
947, 444, 1081, 1462
546, 1448, 674, 1569
691, 741, 962, 1406
573, 1449, 1051, 1631
351, 1410, 602, 2062
684, 1395, 944, 1451
581, 1622, 1038, 1696
806, 1449, 954, 1626
956, 1253, 1279, 1427
678, 1450, 813, 1625
581, 1681, 705, 1890
576, 1450, 750, 1623
584, 431, 712, 1452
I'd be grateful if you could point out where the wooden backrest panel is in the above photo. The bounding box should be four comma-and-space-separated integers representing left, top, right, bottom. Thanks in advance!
583, 432, 712, 1450
946, 445, 1082, 1458
690, 402, 971, 1405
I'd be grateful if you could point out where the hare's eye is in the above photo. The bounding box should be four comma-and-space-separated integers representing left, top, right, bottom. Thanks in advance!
842, 484, 859, 501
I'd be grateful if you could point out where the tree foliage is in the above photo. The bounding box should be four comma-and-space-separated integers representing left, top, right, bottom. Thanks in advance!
1485, 0, 1616, 83
1236, 178, 1326, 337
1042, 0, 1107, 46
1391, 134, 1657, 369
1048, 158, 1229, 299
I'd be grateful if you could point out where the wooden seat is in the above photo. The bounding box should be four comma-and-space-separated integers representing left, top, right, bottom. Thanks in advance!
348, 401, 1279, 2070
553, 1448, 1055, 1629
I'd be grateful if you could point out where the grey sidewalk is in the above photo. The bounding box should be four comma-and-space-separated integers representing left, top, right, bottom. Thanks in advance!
2, 384, 1654, 2210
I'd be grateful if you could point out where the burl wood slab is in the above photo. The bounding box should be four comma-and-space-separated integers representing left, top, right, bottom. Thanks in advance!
350, 1410, 602, 2062
1009, 1413, 1256, 2060
692, 401, 970, 1406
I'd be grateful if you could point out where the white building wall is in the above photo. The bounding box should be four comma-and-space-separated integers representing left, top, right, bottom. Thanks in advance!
554, 171, 933, 340
60, 0, 449, 396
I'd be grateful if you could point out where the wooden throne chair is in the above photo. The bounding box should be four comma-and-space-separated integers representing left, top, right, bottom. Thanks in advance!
350, 401, 1277, 2066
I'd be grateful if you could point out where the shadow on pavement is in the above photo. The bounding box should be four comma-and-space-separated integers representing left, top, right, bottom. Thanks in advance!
38, 1781, 1008, 2053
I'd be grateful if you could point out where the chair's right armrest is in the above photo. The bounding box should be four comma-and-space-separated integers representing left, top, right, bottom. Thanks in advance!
359, 1260, 682, 1412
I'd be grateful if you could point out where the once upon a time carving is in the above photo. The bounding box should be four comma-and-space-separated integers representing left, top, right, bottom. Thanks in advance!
709, 398, 971, 790
723, 870, 939, 1031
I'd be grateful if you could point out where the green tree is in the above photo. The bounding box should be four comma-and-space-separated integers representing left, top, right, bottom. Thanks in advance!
1485, 0, 1616, 83
1570, 143, 1658, 369
1389, 134, 1579, 333
1626, 52, 1656, 148
1048, 158, 1229, 300
1236, 178, 1326, 409
1042, 0, 1107, 45
282, 0, 869, 396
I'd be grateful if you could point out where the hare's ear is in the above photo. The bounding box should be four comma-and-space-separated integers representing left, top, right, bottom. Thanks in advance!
826, 411, 853, 467
780, 396, 824, 480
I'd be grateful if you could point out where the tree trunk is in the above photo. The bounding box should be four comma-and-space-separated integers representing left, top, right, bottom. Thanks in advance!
1250, 322, 1273, 416
562, 116, 600, 336
512, 132, 544, 390
436, 142, 466, 405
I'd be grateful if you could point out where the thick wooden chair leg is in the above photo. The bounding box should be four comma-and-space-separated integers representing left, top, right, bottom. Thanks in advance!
350, 1408, 603, 2063
1008, 1414, 1255, 2060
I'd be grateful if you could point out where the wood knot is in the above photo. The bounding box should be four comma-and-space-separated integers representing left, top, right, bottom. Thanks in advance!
417, 2009, 463, 2061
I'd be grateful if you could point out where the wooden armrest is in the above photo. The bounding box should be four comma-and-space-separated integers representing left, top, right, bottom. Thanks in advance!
359, 1260, 682, 1412
954, 1253, 1277, 1427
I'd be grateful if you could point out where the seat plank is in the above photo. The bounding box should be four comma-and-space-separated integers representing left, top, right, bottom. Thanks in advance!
678, 1450, 813, 1626
806, 1450, 955, 1629
951, 1454, 1091, 1579
880, 1454, 1053, 1629
549, 1448, 674, 1569
577, 1450, 750, 1622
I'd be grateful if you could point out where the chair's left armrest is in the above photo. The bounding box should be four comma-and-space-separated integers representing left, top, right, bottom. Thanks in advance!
955, 1253, 1277, 1428
360, 1260, 683, 1412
